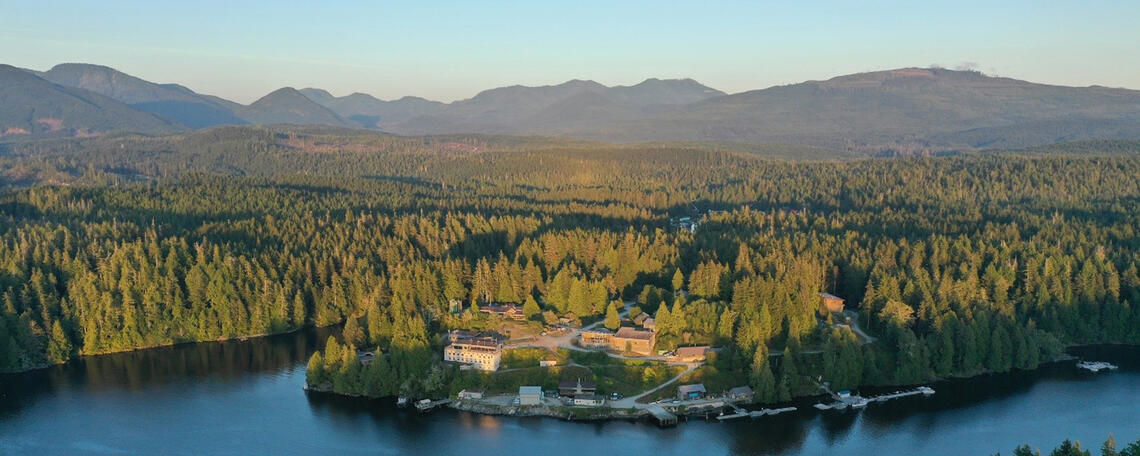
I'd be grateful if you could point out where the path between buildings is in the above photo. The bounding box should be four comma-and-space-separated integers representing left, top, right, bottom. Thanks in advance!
499, 301, 705, 410
843, 310, 877, 344
608, 361, 702, 409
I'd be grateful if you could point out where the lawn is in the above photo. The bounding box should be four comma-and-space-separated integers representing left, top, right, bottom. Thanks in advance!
500, 347, 562, 369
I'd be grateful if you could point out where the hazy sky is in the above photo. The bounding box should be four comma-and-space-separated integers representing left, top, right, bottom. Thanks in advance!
2, 0, 1138, 103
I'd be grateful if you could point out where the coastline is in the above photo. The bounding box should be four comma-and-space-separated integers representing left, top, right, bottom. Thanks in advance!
306, 349, 1104, 425
0, 325, 310, 375
5, 324, 1125, 426
448, 399, 648, 421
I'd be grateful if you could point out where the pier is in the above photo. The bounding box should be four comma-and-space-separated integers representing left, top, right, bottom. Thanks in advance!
415, 398, 452, 412
867, 386, 935, 403
814, 386, 934, 410
1077, 361, 1119, 373
716, 403, 798, 421
647, 405, 678, 426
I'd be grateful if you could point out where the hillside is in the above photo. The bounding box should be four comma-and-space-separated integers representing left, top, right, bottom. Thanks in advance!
579, 68, 1140, 149
40, 63, 247, 128
389, 78, 726, 135
236, 88, 352, 127
0, 65, 182, 139
8, 63, 1140, 152
299, 88, 445, 129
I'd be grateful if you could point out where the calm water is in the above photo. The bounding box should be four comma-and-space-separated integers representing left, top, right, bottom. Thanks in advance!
1, 329, 1137, 456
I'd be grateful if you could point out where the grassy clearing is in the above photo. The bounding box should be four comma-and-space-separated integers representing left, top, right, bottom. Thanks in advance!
501, 347, 562, 369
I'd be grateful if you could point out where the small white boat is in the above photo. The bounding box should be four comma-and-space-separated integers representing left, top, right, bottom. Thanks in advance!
1077, 361, 1118, 372
917, 386, 936, 395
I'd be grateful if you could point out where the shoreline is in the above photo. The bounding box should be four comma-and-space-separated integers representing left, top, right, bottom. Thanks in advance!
0, 325, 310, 375
448, 399, 649, 421
309, 350, 1104, 425
5, 327, 1127, 424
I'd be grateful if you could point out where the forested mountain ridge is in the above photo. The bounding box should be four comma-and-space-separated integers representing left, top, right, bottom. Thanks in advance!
10, 63, 1138, 153
384, 78, 726, 136
39, 63, 248, 128
0, 65, 183, 139
234, 87, 353, 127
572, 67, 1140, 150
1, 128, 1138, 406
298, 88, 446, 129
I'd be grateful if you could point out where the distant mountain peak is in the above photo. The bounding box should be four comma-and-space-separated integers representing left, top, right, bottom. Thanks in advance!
0, 65, 181, 138
239, 87, 349, 127
298, 87, 335, 101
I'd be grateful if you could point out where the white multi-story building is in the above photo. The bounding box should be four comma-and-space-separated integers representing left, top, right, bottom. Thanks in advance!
443, 331, 504, 371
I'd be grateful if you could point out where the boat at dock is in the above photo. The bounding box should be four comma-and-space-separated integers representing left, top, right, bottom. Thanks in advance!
1076, 361, 1118, 373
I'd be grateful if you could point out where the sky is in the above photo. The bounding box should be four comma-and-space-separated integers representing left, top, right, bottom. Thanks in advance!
2, 0, 1138, 104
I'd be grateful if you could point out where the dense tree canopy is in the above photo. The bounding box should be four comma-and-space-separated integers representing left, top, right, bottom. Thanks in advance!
1, 128, 1137, 400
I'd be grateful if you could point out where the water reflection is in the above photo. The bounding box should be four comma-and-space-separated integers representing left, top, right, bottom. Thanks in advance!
1, 330, 1137, 456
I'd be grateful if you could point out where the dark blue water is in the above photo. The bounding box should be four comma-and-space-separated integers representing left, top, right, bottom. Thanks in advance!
2, 329, 1137, 455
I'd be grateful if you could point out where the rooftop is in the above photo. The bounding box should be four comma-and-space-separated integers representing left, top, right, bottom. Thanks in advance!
559, 378, 598, 389
678, 383, 707, 394
614, 327, 654, 340
519, 386, 543, 395
820, 292, 845, 301
448, 340, 501, 351
675, 346, 711, 357
481, 304, 523, 313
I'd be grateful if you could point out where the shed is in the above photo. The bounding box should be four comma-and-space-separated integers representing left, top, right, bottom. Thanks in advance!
820, 293, 845, 313
559, 378, 597, 398
457, 389, 484, 400
519, 386, 542, 405
677, 383, 707, 401
673, 346, 711, 362
727, 386, 754, 401
572, 394, 605, 406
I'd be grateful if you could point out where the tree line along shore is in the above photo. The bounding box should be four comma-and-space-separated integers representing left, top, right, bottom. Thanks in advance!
1, 130, 1138, 415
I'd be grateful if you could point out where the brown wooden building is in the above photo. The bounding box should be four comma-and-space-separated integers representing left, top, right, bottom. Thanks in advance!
612, 327, 656, 356
820, 293, 845, 314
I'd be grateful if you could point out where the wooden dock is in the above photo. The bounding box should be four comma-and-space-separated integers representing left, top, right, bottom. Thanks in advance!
867, 386, 935, 403
415, 398, 452, 412
814, 386, 934, 410
647, 405, 678, 426
716, 403, 797, 420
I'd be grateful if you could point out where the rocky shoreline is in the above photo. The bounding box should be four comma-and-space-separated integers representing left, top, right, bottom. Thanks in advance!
448, 399, 649, 421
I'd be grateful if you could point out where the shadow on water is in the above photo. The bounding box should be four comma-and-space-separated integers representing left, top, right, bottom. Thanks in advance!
1, 328, 1137, 455
0, 326, 337, 419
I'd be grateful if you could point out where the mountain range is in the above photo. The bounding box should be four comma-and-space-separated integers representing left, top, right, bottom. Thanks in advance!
3, 62, 1139, 152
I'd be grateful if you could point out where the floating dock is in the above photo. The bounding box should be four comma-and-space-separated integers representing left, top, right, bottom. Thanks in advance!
415, 398, 452, 412
717, 403, 797, 420
868, 386, 935, 403
814, 386, 934, 410
1077, 361, 1118, 373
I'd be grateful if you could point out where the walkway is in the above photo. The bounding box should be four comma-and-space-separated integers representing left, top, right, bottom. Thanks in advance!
609, 361, 701, 409
495, 301, 706, 412
843, 310, 877, 344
